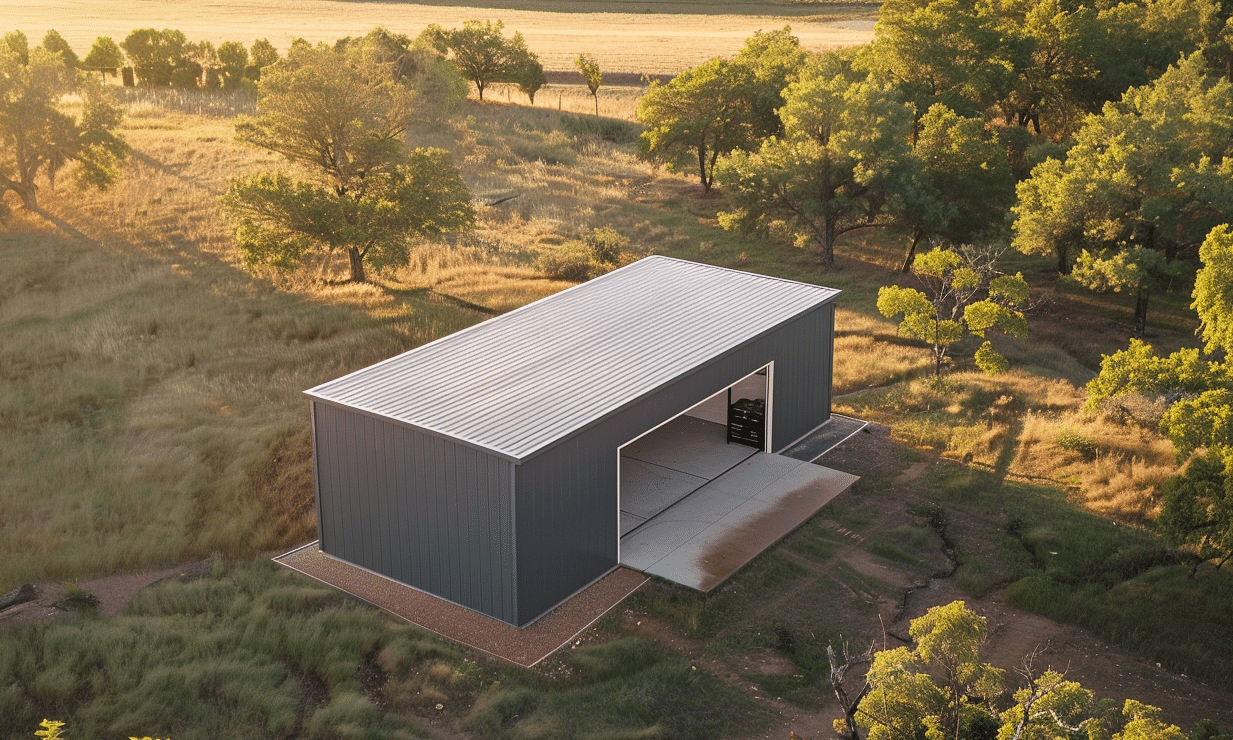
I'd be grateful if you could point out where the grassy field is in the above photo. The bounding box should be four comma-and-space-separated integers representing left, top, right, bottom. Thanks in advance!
3, 74, 1233, 737
2, 0, 876, 77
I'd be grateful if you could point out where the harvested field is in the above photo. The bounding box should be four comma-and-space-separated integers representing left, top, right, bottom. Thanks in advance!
5, 0, 875, 75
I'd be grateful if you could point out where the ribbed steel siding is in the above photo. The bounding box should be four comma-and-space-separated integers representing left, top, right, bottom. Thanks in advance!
306, 257, 839, 462
770, 302, 835, 449
512, 302, 834, 623
313, 402, 518, 624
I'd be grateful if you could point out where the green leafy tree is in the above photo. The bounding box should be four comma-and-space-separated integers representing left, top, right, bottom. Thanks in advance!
859, 601, 1005, 740
1157, 454, 1233, 574
83, 36, 124, 79
1012, 52, 1233, 333
513, 54, 545, 104
223, 41, 474, 283
246, 38, 278, 80
575, 53, 601, 115
637, 58, 758, 191
435, 20, 538, 101
730, 26, 807, 137
342, 28, 467, 117
1085, 227, 1233, 574
994, 0, 1104, 140
216, 41, 247, 89
1193, 223, 1233, 353
856, 602, 1196, 740
716, 74, 916, 266
0, 45, 128, 210
636, 30, 807, 192
855, 0, 1017, 121
40, 30, 78, 68
877, 247, 1029, 377
121, 28, 193, 86
998, 668, 1100, 740
4, 30, 29, 64
897, 103, 1014, 271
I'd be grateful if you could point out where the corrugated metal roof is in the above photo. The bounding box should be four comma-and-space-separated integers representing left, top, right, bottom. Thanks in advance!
306, 256, 839, 462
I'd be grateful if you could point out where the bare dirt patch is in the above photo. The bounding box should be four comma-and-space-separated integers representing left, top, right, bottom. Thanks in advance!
0, 559, 214, 625
4, 0, 874, 76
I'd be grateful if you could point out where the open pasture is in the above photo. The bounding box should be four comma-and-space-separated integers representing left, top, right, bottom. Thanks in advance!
1, 0, 874, 76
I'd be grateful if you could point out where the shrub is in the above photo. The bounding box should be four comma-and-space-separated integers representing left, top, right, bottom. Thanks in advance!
583, 226, 629, 265
537, 243, 596, 281
1055, 430, 1098, 460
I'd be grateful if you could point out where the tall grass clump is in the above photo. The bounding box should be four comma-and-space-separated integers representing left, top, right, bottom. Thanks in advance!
0, 562, 464, 739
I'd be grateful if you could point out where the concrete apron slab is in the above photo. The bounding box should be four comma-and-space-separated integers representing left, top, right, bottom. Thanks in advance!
619, 453, 859, 592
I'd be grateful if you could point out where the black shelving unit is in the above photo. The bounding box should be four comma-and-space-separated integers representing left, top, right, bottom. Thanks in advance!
726, 394, 765, 449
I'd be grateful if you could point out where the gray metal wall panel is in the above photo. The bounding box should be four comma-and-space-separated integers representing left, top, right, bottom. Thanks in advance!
513, 301, 835, 624
312, 401, 518, 625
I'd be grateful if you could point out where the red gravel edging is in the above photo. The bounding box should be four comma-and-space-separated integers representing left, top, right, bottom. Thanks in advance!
274, 543, 648, 668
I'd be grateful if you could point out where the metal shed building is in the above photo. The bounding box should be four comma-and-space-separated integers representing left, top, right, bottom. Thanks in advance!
306, 256, 841, 627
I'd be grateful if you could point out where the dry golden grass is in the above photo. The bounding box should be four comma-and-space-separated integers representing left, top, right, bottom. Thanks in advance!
1015, 412, 1177, 523
480, 83, 645, 121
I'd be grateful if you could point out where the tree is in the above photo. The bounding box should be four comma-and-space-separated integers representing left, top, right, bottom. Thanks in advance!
896, 103, 1014, 271
40, 30, 78, 68
715, 74, 916, 266
855, 0, 1017, 121
636, 30, 807, 192
246, 38, 278, 81
986, 0, 1112, 141
338, 28, 467, 118
637, 58, 759, 191
82, 36, 124, 79
222, 41, 474, 283
1, 45, 128, 211
4, 31, 29, 64
216, 41, 247, 89
1157, 454, 1233, 574
575, 54, 601, 115
1084, 228, 1233, 573
859, 601, 1005, 740
434, 20, 538, 101
121, 28, 193, 86
730, 26, 807, 137
513, 54, 545, 104
878, 247, 1029, 377
1011, 52, 1233, 333
1193, 224, 1233, 354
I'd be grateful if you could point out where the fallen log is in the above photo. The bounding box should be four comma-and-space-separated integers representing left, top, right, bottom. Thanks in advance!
0, 584, 38, 612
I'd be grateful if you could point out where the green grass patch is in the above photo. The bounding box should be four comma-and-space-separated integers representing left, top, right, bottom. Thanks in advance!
628, 551, 808, 638
1007, 564, 1233, 686
865, 524, 943, 568
785, 522, 845, 560
463, 637, 763, 740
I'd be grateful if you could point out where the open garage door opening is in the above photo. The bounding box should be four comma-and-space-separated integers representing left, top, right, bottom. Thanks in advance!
617, 365, 771, 540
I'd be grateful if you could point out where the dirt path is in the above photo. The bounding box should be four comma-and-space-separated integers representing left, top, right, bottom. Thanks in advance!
5, 0, 874, 75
